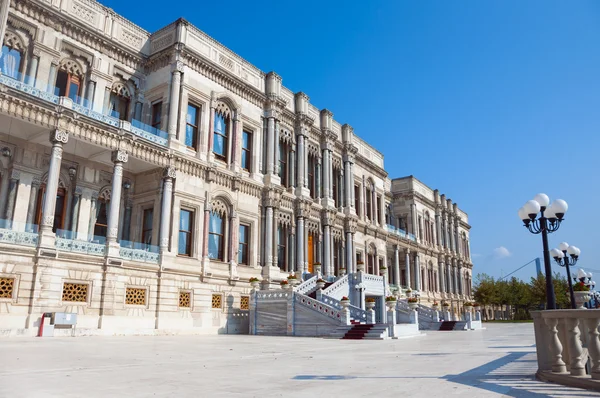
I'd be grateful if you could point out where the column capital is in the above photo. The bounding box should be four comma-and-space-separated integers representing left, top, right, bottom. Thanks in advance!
32, 176, 42, 187
172, 61, 184, 74
10, 169, 20, 180
163, 166, 177, 179
111, 150, 128, 163
265, 109, 279, 119
50, 130, 68, 145
405, 248, 411, 255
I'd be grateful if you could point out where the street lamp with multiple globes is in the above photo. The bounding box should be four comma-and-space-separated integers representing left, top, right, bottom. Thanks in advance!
551, 242, 581, 309
518, 193, 568, 310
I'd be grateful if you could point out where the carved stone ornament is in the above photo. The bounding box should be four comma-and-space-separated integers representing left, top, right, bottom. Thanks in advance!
262, 189, 280, 208
344, 217, 358, 234
42, 215, 55, 227
163, 166, 177, 179
295, 199, 311, 218
321, 209, 336, 227
160, 237, 169, 248
108, 227, 119, 238
10, 169, 20, 180
111, 150, 128, 163
173, 61, 184, 74
50, 130, 69, 144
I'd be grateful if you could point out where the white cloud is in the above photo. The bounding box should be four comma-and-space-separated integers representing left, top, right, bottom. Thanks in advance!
493, 246, 512, 259
471, 253, 482, 259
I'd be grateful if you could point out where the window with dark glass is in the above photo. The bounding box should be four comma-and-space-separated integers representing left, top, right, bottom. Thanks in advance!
277, 226, 288, 271
354, 185, 360, 216
1, 45, 22, 79
142, 208, 153, 247
213, 112, 228, 161
186, 104, 200, 149
241, 130, 252, 171
278, 141, 288, 186
151, 102, 162, 130
376, 196, 381, 224
332, 169, 338, 207
366, 189, 372, 220
208, 212, 225, 260
109, 92, 130, 121
178, 209, 193, 256
238, 224, 250, 265
56, 70, 81, 102
308, 156, 315, 198
93, 200, 108, 240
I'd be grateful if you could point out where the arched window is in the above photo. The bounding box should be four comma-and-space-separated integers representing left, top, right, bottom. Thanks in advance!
56, 59, 84, 101
213, 102, 231, 162
1, 32, 25, 79
367, 244, 377, 275
109, 83, 131, 121
208, 211, 225, 261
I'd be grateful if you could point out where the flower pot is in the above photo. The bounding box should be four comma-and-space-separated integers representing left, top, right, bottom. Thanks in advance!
574, 291, 590, 309
408, 302, 418, 310
386, 300, 397, 310
357, 262, 365, 272
316, 281, 326, 289
339, 268, 346, 276
379, 268, 387, 276
250, 281, 260, 290
288, 278, 299, 286
366, 301, 376, 310
464, 306, 473, 313
432, 305, 439, 311
340, 300, 350, 309
474, 306, 481, 312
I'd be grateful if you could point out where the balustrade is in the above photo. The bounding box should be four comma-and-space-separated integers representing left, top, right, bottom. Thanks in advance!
295, 275, 318, 295
322, 274, 349, 299
533, 310, 600, 388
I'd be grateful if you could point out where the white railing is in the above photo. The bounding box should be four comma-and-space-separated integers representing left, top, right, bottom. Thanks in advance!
294, 293, 343, 324
255, 291, 291, 301
417, 304, 438, 320
322, 274, 349, 299
0, 228, 38, 247
55, 238, 106, 256
296, 275, 318, 295
363, 274, 385, 295
533, 310, 600, 387
321, 295, 367, 323
119, 247, 160, 264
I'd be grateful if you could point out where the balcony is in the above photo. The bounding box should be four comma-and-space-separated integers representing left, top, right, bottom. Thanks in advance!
386, 224, 417, 242
119, 240, 160, 264
0, 219, 38, 247
54, 230, 106, 257
0, 72, 168, 147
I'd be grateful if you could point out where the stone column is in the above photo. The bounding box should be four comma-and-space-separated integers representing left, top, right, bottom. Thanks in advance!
446, 256, 452, 294
229, 210, 239, 279
439, 258, 446, 293
443, 213, 449, 249
4, 170, 19, 223
458, 261, 463, 296
0, 0, 11, 52
264, 206, 274, 269
39, 130, 68, 247
322, 148, 329, 199
47, 59, 59, 94
159, 168, 176, 253
449, 217, 455, 253
296, 134, 306, 193
266, 112, 276, 176
106, 150, 127, 255
315, 158, 321, 199
343, 153, 354, 213
25, 51, 39, 86
26, 178, 40, 232
323, 224, 331, 278
453, 259, 459, 295
404, 249, 411, 289
410, 203, 417, 237
207, 94, 217, 158
435, 210, 442, 247
167, 63, 183, 139
393, 245, 400, 286
289, 146, 296, 188
296, 217, 305, 274
86, 79, 96, 109
273, 120, 279, 176
70, 188, 82, 234
272, 209, 279, 270
414, 253, 421, 291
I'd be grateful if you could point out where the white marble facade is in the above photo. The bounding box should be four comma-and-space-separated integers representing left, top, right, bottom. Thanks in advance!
0, 0, 473, 336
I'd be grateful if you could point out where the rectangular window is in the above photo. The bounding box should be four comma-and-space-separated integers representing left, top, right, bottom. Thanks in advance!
151, 102, 162, 129
278, 142, 288, 186
142, 208, 153, 247
241, 130, 252, 171
366, 189, 372, 220
277, 226, 287, 271
208, 212, 225, 261
178, 209, 193, 256
186, 104, 200, 149
354, 185, 360, 216
376, 196, 381, 224
238, 223, 250, 265
332, 170, 338, 207
213, 113, 228, 161
93, 200, 108, 241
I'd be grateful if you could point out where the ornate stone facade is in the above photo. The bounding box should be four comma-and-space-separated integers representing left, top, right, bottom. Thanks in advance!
0, 0, 473, 336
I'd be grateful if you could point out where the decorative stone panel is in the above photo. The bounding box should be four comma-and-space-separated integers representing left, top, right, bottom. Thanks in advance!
0, 277, 14, 299
61, 282, 88, 303
126, 287, 147, 306
211, 294, 222, 309
240, 296, 249, 310
179, 291, 191, 308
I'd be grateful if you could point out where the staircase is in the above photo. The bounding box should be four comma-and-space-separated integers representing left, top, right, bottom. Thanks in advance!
435, 320, 469, 331
439, 321, 456, 331
340, 323, 388, 340
308, 282, 334, 299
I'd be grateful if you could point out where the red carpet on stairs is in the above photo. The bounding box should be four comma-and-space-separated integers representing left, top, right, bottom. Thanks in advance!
341, 324, 374, 339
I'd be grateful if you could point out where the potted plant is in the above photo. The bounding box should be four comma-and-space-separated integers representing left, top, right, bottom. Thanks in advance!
338, 267, 346, 276
316, 278, 326, 289
442, 302, 450, 310
404, 289, 412, 297
473, 302, 481, 312
280, 280, 292, 290
385, 295, 398, 310
432, 301, 439, 310
463, 302, 473, 312
287, 274, 299, 286
314, 262, 322, 274
340, 296, 350, 309
573, 281, 591, 309
407, 297, 419, 310
249, 277, 260, 289
356, 260, 365, 272
379, 266, 387, 276
365, 297, 377, 310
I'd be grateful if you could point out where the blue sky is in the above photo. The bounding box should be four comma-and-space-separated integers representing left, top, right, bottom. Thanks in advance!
102, 0, 600, 282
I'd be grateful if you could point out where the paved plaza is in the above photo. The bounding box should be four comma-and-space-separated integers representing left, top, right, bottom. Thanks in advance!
1, 324, 599, 398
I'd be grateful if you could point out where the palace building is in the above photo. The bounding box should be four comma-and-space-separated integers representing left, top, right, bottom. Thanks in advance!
0, 0, 473, 336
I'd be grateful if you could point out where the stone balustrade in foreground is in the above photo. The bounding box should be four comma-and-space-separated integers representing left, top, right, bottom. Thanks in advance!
532, 310, 600, 391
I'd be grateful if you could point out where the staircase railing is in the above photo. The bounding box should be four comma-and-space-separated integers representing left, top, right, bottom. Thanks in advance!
362, 273, 385, 295
294, 293, 344, 324
322, 274, 348, 299
296, 275, 318, 295
320, 294, 368, 323
417, 304, 439, 321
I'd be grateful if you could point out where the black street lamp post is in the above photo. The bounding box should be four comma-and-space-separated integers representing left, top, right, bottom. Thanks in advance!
519, 193, 568, 310
551, 243, 580, 309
